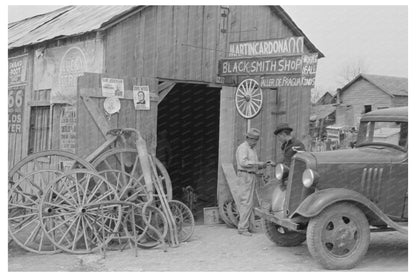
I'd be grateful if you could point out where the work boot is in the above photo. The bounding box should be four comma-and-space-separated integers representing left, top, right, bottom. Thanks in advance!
238, 230, 252, 237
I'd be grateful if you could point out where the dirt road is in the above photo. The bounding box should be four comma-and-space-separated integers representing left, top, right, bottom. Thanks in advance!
8, 223, 408, 271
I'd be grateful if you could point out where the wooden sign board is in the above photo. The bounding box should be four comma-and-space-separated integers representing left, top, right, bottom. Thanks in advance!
219, 53, 317, 77
228, 36, 304, 57
8, 85, 25, 133
8, 55, 28, 86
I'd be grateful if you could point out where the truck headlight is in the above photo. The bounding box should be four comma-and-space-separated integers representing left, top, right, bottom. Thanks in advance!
275, 163, 289, 180
302, 169, 319, 188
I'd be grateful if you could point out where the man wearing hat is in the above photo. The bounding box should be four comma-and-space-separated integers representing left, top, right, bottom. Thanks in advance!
274, 123, 305, 167
235, 128, 271, 236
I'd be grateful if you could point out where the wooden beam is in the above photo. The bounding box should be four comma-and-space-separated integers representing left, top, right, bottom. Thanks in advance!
157, 81, 176, 105
80, 95, 111, 138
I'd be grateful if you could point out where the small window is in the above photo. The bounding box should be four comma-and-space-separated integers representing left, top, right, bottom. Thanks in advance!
28, 106, 51, 154
364, 105, 372, 113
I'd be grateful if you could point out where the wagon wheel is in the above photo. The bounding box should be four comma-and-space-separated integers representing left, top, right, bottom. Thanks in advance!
98, 170, 150, 203
92, 148, 172, 200
121, 203, 168, 249
166, 200, 195, 242
9, 150, 95, 191
219, 199, 237, 228
8, 170, 63, 254
235, 78, 263, 119
38, 169, 122, 254
226, 200, 240, 227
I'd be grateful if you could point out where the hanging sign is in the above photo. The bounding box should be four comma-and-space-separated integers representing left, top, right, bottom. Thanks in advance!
101, 78, 125, 98
259, 53, 318, 88
228, 36, 304, 57
8, 55, 28, 85
133, 85, 150, 110
8, 85, 25, 133
60, 105, 77, 153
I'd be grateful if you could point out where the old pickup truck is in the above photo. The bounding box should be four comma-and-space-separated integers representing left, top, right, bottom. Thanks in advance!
254, 106, 408, 269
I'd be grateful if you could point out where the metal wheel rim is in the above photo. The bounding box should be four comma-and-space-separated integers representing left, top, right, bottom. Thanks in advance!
39, 169, 122, 254
235, 78, 263, 119
321, 214, 361, 257
168, 200, 195, 242
9, 150, 95, 192
8, 170, 63, 254
98, 169, 150, 203
92, 148, 172, 200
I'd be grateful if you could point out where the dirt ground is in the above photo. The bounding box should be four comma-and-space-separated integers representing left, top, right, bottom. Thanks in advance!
8, 223, 408, 272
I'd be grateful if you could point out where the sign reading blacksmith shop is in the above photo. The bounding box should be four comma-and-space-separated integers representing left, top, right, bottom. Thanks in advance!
219, 36, 318, 88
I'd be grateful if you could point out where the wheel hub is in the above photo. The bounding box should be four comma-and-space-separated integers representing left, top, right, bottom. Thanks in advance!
335, 227, 354, 247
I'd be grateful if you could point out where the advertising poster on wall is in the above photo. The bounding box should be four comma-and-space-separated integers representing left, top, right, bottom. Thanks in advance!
133, 85, 150, 110
33, 41, 104, 104
8, 85, 25, 133
8, 55, 28, 85
101, 78, 125, 98
60, 105, 77, 153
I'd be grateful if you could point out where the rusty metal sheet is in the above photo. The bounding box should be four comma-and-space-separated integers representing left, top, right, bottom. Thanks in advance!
8, 5, 136, 49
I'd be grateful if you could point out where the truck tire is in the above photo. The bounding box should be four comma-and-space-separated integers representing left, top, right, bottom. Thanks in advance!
306, 202, 370, 270
261, 218, 306, 247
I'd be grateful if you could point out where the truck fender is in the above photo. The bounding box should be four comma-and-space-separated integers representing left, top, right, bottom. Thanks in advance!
292, 188, 408, 235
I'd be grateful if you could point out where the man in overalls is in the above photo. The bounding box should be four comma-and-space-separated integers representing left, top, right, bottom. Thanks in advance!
235, 128, 269, 236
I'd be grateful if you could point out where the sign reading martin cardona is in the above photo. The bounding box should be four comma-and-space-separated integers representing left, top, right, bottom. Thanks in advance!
228, 37, 304, 57
219, 36, 318, 88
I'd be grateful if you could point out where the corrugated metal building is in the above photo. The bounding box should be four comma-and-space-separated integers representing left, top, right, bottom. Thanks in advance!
8, 5, 323, 219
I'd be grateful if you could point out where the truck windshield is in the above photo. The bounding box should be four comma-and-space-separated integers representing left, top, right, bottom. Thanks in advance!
357, 121, 407, 148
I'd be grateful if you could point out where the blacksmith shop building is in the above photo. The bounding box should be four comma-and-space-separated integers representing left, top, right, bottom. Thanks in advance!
8, 5, 323, 220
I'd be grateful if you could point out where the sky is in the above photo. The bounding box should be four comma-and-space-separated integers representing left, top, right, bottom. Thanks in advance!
6, 3, 411, 94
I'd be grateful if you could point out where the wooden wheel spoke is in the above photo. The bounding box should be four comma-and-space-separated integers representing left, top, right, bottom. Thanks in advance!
23, 221, 42, 246
44, 213, 77, 234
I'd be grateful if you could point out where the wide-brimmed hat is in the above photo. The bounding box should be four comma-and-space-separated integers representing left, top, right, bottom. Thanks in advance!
274, 123, 293, 135
246, 128, 260, 140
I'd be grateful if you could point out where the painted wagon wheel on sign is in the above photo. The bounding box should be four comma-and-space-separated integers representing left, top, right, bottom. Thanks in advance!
235, 78, 263, 119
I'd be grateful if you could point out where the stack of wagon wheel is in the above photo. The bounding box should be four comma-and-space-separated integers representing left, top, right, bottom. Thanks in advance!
8, 148, 194, 254
220, 199, 240, 228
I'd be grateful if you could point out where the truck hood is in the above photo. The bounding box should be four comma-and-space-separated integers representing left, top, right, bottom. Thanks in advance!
299, 146, 396, 165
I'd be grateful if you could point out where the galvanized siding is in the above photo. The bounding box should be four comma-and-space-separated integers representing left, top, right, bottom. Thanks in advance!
341, 79, 393, 126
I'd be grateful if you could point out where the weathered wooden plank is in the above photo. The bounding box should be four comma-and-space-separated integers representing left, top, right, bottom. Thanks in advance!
217, 86, 236, 207
221, 163, 241, 210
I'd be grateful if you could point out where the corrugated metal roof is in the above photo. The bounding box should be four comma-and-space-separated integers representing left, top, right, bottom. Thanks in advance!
9, 5, 324, 59
340, 73, 408, 98
8, 5, 136, 49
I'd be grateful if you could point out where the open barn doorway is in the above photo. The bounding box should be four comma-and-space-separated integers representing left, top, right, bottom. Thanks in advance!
156, 83, 221, 222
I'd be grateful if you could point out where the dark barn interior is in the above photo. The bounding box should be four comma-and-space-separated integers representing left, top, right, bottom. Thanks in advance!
156, 83, 221, 221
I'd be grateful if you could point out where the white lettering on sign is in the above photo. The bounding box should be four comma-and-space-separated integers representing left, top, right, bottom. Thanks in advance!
8, 85, 25, 133
60, 105, 77, 153
8, 55, 28, 85
229, 37, 304, 57
260, 76, 316, 88
220, 56, 304, 76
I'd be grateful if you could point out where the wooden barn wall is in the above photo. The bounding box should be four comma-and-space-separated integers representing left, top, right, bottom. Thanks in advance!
392, 96, 408, 107
8, 50, 34, 169
103, 5, 314, 205
76, 73, 158, 159
341, 80, 393, 126
104, 6, 222, 82
216, 6, 313, 204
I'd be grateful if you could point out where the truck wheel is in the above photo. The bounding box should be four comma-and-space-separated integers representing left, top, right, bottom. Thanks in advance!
261, 218, 306, 247
306, 202, 370, 270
